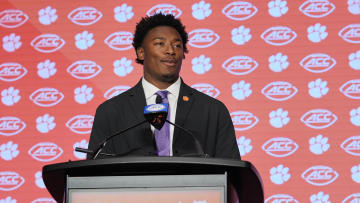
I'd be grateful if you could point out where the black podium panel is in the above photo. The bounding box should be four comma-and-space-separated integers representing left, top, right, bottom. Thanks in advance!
42, 156, 263, 203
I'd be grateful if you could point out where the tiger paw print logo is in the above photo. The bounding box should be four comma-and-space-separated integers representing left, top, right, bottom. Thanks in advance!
0, 141, 19, 161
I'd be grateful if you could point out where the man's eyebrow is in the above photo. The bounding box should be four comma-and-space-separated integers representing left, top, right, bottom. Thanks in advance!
152, 37, 166, 40
152, 37, 182, 42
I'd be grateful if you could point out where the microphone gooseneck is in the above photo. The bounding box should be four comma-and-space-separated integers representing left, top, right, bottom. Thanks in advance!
91, 120, 147, 159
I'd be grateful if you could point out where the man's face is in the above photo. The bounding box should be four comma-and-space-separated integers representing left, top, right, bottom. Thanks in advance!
137, 26, 184, 86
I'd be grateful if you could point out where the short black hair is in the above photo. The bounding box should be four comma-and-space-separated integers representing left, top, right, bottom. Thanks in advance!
132, 13, 189, 64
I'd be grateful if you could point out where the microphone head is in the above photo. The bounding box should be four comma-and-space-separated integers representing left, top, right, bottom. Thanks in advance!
144, 103, 168, 130
155, 95, 163, 104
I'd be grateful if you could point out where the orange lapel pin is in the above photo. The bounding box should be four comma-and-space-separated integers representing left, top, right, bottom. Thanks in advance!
183, 96, 189, 101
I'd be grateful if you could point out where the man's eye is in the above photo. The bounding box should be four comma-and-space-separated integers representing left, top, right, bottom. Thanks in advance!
155, 42, 164, 45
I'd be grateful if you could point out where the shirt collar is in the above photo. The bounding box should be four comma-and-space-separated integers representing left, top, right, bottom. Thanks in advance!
142, 77, 181, 100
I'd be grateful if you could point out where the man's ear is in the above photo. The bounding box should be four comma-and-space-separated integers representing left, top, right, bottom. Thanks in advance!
136, 47, 144, 61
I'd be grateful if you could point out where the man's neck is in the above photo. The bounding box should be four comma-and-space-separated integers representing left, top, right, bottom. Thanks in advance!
144, 77, 179, 90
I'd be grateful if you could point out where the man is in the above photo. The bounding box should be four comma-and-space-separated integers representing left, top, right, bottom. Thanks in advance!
87, 13, 240, 160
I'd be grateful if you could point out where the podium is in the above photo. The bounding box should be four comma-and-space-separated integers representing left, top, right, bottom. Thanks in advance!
42, 156, 264, 203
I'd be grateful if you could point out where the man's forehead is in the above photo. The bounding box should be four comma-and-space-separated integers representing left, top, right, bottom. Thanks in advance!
145, 26, 182, 40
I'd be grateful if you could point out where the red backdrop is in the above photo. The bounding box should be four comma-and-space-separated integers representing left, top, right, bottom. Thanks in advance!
1, 0, 360, 202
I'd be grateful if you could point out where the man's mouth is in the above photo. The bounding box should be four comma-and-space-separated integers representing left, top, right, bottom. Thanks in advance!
161, 59, 177, 67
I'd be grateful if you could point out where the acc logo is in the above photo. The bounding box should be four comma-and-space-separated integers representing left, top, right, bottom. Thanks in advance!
230, 111, 258, 131
0, 116, 26, 136
0, 171, 25, 191
104, 85, 131, 99
188, 29, 220, 48
66, 115, 94, 134
105, 31, 133, 51
29, 87, 64, 107
191, 83, 220, 98
222, 1, 257, 21
67, 60, 102, 79
146, 104, 167, 112
301, 165, 338, 186
341, 136, 360, 156
31, 198, 56, 203
299, 53, 336, 73
301, 109, 337, 129
146, 4, 182, 18
265, 194, 299, 203
299, 0, 335, 18
340, 79, 360, 99
338, 24, 360, 44
30, 34, 65, 53
262, 137, 298, 157
222, 56, 258, 75
342, 193, 360, 203
0, 9, 28, 28
261, 81, 298, 101
68, 6, 102, 26
0, 62, 27, 82
261, 26, 297, 46
28, 142, 63, 162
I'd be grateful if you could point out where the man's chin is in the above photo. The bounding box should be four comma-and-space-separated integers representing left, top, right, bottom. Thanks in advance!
160, 74, 179, 83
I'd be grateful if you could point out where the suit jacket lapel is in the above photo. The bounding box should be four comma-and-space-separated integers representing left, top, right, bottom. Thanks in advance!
126, 80, 147, 121
173, 81, 195, 143
125, 79, 154, 151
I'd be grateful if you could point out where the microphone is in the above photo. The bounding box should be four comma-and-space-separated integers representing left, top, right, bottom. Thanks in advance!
144, 103, 208, 157
144, 103, 168, 130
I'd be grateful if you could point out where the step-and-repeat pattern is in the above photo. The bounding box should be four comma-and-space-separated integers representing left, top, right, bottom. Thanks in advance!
1, 0, 359, 202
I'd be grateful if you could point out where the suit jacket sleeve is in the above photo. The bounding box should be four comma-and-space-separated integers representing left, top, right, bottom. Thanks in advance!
87, 102, 112, 159
213, 101, 240, 159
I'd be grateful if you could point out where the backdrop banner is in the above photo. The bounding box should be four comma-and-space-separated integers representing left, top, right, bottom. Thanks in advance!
0, 0, 359, 202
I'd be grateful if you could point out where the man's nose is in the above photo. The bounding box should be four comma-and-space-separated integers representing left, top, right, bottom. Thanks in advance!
165, 44, 175, 55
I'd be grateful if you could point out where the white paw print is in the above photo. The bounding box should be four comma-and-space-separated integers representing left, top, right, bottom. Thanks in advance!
2, 33, 22, 52
310, 192, 331, 203
192, 1, 212, 20
308, 78, 329, 98
113, 57, 133, 77
231, 80, 252, 100
237, 136, 252, 156
192, 54, 212, 74
37, 59, 57, 79
350, 106, 360, 126
38, 6, 58, 25
269, 108, 290, 128
307, 23, 328, 43
309, 134, 330, 155
0, 141, 19, 161
268, 0, 288, 17
75, 31, 95, 50
269, 53, 289, 72
348, 0, 360, 15
74, 85, 94, 104
1, 87, 20, 106
0, 196, 17, 203
270, 164, 290, 184
36, 114, 56, 133
35, 171, 45, 188
114, 3, 134, 23
73, 139, 89, 159
231, 26, 251, 45
351, 164, 360, 183
349, 50, 360, 70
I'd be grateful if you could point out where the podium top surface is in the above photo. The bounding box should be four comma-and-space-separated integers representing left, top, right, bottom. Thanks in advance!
42, 156, 264, 202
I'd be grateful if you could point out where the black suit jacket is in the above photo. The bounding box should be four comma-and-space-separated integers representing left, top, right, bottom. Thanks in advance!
88, 79, 240, 159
